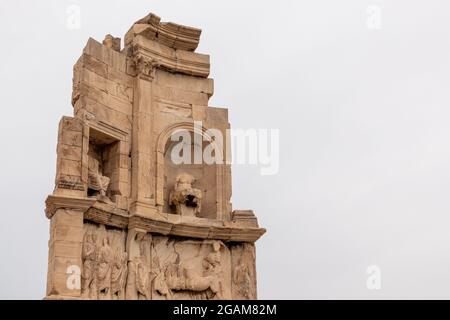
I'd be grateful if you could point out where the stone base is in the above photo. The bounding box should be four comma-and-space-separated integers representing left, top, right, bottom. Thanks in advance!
45, 195, 264, 300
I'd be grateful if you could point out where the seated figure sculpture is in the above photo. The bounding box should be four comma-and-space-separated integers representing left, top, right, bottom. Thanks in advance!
169, 173, 202, 217
88, 156, 111, 203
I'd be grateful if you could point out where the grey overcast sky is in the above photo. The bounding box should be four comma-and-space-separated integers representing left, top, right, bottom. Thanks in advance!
1, 0, 450, 299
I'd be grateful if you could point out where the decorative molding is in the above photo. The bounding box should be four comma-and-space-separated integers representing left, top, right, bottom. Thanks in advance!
129, 35, 210, 78
46, 195, 265, 241
45, 195, 95, 219
125, 13, 201, 52
56, 175, 84, 191
132, 53, 161, 81
128, 214, 266, 243
84, 202, 129, 229
83, 119, 129, 143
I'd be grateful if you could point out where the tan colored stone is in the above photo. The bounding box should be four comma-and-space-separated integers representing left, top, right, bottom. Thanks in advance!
103, 34, 121, 52
84, 38, 110, 66
50, 240, 83, 258
231, 243, 257, 300
112, 195, 128, 210
153, 84, 209, 105
155, 69, 214, 96
57, 144, 82, 162
77, 83, 132, 115
108, 67, 134, 88
74, 96, 132, 133
52, 209, 83, 227
54, 225, 84, 242
192, 104, 208, 122
80, 68, 108, 93
125, 13, 201, 52
52, 256, 81, 274
45, 11, 264, 300
81, 54, 108, 79
48, 271, 82, 297
131, 35, 210, 78
110, 49, 127, 73
57, 159, 82, 177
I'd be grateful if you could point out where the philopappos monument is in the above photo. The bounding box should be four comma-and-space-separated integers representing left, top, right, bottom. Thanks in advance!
44, 12, 265, 300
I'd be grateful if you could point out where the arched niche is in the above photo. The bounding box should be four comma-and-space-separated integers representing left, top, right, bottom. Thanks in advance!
156, 122, 225, 220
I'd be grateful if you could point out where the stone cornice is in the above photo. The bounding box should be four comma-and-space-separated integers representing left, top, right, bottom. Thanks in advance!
44, 195, 266, 243
125, 13, 202, 52
128, 35, 210, 78
45, 195, 95, 219
84, 202, 129, 229
127, 214, 266, 243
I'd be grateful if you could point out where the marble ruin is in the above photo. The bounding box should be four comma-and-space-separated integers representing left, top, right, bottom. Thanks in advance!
44, 12, 265, 300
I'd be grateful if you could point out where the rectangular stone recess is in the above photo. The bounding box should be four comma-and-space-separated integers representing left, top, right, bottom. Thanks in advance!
44, 11, 265, 300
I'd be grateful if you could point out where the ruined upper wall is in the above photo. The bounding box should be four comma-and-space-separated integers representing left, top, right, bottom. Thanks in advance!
125, 13, 201, 52
124, 13, 210, 78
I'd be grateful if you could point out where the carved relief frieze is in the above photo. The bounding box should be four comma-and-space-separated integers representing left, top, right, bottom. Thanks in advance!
81, 223, 127, 300
150, 237, 231, 300
231, 243, 257, 300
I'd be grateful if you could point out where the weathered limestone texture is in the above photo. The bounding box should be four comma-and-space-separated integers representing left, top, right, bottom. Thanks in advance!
45, 12, 265, 300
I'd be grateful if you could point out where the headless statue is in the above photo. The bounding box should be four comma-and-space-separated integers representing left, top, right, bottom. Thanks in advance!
169, 173, 202, 217
88, 157, 111, 202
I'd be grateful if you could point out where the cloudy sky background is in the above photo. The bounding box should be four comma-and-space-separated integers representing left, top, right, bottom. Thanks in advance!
1, 0, 450, 299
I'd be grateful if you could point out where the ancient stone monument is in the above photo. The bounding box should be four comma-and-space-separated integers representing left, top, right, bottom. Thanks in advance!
44, 12, 265, 300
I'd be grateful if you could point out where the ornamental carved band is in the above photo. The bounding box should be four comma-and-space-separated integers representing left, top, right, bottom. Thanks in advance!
44, 12, 265, 300
132, 54, 160, 81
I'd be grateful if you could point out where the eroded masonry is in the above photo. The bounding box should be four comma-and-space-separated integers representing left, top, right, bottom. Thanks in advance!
44, 12, 265, 300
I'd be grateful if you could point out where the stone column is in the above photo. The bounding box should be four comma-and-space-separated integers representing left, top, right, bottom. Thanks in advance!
129, 55, 158, 217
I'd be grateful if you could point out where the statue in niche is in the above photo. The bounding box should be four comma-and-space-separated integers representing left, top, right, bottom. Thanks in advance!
81, 233, 97, 299
111, 249, 128, 300
169, 173, 202, 217
88, 156, 111, 203
96, 237, 113, 299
